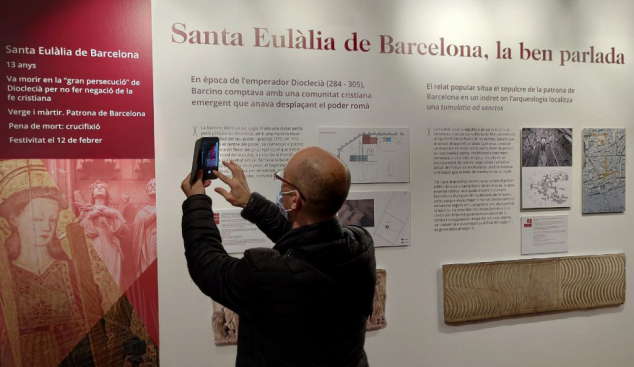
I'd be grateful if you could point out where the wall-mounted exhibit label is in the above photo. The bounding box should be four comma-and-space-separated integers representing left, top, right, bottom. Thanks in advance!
318, 128, 410, 183
0, 0, 158, 366
1, 0, 154, 159
339, 191, 411, 247
521, 215, 568, 254
188, 75, 373, 111
433, 127, 516, 175
425, 83, 576, 113
215, 209, 272, 253
521, 128, 572, 209
582, 128, 626, 214
432, 127, 517, 232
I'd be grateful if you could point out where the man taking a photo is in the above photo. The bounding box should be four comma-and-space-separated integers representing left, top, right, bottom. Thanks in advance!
181, 146, 376, 367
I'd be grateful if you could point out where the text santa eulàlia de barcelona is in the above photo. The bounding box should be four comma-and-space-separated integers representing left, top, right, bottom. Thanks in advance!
170, 24, 625, 67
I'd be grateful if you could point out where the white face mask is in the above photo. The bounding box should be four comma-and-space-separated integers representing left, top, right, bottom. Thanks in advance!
276, 186, 297, 219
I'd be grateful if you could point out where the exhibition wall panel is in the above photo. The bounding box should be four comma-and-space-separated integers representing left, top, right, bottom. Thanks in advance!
154, 1, 634, 366
1, 0, 159, 365
3, 0, 631, 366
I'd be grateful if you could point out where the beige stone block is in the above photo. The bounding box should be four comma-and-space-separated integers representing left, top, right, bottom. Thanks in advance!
443, 254, 625, 324
367, 269, 387, 331
212, 301, 239, 345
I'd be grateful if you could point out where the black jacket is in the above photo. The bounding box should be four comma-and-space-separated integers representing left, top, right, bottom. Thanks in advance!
182, 192, 376, 367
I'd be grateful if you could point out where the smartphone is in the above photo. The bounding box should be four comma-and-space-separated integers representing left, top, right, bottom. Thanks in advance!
190, 137, 219, 184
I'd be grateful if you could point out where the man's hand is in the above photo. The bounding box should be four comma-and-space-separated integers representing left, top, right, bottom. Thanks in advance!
214, 160, 252, 208
181, 169, 212, 198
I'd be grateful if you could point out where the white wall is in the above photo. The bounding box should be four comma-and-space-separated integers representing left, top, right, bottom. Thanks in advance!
153, 1, 634, 366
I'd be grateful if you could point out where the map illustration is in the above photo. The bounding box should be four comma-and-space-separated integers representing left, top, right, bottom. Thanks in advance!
339, 191, 411, 247
582, 128, 625, 213
523, 169, 570, 207
318, 128, 410, 183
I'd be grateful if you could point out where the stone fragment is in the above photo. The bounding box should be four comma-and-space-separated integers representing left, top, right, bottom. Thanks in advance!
443, 254, 625, 324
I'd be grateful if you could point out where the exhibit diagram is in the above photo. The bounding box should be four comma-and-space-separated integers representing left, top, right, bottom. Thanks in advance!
582, 128, 626, 214
339, 192, 411, 247
521, 128, 573, 209
318, 128, 410, 183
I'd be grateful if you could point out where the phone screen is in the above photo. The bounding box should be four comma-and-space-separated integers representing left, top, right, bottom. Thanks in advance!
201, 139, 219, 174
191, 137, 219, 183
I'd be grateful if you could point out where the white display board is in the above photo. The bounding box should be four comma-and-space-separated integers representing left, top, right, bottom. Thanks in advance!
215, 209, 272, 254
340, 191, 411, 247
153, 1, 634, 367
521, 215, 568, 255
319, 127, 410, 183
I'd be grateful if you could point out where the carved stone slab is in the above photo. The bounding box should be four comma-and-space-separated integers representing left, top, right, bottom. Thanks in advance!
212, 301, 239, 345
212, 268, 387, 345
443, 254, 625, 324
367, 269, 387, 331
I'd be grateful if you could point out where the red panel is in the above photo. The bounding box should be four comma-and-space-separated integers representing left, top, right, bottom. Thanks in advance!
125, 259, 160, 348
0, 0, 154, 159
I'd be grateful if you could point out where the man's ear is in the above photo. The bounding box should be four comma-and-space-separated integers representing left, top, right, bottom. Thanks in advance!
291, 192, 301, 211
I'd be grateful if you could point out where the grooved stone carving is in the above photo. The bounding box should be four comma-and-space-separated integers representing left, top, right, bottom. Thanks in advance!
443, 254, 625, 324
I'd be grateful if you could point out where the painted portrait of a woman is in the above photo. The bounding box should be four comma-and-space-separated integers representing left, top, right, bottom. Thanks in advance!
0, 161, 87, 367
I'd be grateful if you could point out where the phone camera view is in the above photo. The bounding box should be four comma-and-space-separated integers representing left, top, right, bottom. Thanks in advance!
202, 140, 219, 173
191, 137, 219, 183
